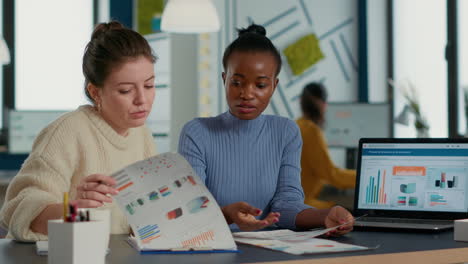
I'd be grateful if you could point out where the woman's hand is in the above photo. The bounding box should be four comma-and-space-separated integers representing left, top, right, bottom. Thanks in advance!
324, 205, 354, 236
74, 174, 119, 208
222, 202, 280, 231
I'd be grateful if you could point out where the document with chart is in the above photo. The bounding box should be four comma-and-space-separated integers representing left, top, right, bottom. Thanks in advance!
111, 152, 237, 252
233, 229, 371, 255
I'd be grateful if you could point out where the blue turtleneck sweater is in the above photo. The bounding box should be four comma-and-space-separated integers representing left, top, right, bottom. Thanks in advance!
178, 111, 311, 229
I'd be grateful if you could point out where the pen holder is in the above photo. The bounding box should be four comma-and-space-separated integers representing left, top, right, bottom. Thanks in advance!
48, 219, 107, 264
87, 208, 111, 248
454, 219, 468, 242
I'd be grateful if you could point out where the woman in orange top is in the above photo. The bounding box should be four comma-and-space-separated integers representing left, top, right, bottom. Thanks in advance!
296, 82, 356, 209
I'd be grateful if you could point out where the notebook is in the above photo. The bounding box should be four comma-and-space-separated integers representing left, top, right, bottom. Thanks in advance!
353, 138, 468, 230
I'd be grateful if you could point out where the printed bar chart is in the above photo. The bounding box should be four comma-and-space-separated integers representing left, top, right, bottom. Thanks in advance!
181, 230, 215, 248
365, 170, 387, 204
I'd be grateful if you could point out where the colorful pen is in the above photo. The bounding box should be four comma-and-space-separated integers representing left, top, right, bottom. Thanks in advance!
63, 192, 69, 221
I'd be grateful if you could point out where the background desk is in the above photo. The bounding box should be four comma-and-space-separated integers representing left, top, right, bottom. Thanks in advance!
0, 230, 467, 263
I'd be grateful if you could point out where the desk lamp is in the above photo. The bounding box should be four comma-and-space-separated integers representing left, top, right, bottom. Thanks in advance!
161, 0, 220, 33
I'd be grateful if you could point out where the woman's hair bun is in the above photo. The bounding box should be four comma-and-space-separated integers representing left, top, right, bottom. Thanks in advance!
238, 23, 266, 37
91, 21, 124, 40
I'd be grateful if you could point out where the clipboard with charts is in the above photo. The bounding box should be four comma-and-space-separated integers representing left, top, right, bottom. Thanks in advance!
111, 152, 238, 253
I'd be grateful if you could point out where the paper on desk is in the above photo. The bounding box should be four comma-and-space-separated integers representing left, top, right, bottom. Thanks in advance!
233, 214, 364, 240
232, 215, 370, 255
233, 229, 330, 240
233, 237, 370, 255
36, 241, 48, 256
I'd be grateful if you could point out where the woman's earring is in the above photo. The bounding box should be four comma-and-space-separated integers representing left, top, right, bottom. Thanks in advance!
95, 101, 102, 113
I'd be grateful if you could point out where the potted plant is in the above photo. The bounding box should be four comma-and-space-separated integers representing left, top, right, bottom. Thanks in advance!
391, 79, 430, 137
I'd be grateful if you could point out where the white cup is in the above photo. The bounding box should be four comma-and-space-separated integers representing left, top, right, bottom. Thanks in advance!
87, 208, 111, 249
48, 219, 107, 264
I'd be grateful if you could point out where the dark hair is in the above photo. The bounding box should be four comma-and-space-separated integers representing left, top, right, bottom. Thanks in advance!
83, 21, 157, 103
300, 82, 328, 125
222, 23, 282, 76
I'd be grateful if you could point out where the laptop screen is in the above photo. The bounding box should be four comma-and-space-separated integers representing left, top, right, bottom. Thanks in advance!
356, 141, 468, 213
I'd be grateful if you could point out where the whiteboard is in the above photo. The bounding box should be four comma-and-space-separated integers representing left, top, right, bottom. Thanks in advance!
324, 103, 391, 148
8, 110, 66, 154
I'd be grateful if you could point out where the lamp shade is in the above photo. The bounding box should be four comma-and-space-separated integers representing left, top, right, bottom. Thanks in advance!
161, 0, 220, 33
0, 36, 10, 65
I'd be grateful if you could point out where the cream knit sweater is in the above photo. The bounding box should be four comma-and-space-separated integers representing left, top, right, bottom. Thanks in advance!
0, 105, 156, 241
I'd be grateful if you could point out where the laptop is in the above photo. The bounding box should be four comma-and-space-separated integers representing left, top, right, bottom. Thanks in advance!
353, 138, 468, 231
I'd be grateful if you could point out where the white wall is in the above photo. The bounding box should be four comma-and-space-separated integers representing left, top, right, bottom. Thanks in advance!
15, 0, 93, 110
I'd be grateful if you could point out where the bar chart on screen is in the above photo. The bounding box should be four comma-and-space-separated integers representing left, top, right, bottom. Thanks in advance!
425, 191, 465, 210
362, 168, 390, 205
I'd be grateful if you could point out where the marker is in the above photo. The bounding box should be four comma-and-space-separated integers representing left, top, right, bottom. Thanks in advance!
63, 192, 69, 221
70, 204, 78, 222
